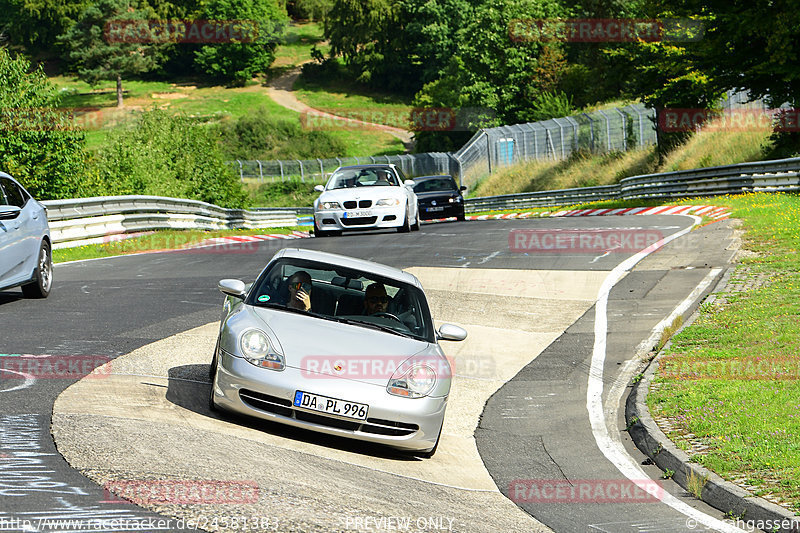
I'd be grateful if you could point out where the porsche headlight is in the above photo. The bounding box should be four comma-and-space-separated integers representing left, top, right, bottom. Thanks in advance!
240, 329, 284, 370
387, 363, 437, 398
320, 201, 341, 210
376, 198, 401, 207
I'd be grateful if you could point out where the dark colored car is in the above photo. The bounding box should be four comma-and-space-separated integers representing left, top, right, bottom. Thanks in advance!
412, 175, 467, 221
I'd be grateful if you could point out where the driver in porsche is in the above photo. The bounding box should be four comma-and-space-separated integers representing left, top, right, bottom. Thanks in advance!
363, 282, 389, 315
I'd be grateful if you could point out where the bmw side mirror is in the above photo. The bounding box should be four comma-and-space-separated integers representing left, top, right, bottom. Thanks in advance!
437, 323, 467, 341
218, 279, 246, 299
460, 186, 467, 192
404, 180, 415, 188
0, 206, 21, 220
314, 185, 325, 193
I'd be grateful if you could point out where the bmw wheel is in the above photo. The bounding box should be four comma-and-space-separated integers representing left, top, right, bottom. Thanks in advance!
411, 208, 420, 231
397, 206, 411, 233
21, 240, 52, 299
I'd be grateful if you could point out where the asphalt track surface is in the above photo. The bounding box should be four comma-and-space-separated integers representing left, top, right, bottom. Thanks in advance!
0, 216, 743, 532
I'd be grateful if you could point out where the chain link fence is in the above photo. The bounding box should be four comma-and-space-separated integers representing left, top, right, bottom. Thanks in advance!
235, 153, 456, 184
235, 90, 770, 190
453, 104, 657, 188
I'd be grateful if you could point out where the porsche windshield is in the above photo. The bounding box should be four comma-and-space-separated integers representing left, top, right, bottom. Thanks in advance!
248, 258, 435, 342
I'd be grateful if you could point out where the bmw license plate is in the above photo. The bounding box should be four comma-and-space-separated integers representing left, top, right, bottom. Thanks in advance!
343, 210, 372, 218
426, 206, 445, 212
293, 391, 368, 420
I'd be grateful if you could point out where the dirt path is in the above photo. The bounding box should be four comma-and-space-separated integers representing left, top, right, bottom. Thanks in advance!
266, 67, 414, 148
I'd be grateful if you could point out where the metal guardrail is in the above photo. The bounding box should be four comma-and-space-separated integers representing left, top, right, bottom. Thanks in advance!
43, 157, 800, 248
464, 157, 800, 213
42, 196, 305, 248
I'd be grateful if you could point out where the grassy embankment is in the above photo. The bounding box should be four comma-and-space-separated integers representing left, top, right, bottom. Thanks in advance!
470, 117, 773, 197
50, 22, 404, 158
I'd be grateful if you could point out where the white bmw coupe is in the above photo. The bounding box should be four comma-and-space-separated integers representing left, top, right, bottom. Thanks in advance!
313, 164, 420, 237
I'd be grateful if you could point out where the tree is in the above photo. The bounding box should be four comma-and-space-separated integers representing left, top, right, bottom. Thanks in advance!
648, 0, 799, 109
0, 0, 87, 53
413, 0, 566, 124
193, 0, 287, 85
323, 0, 469, 94
0, 49, 87, 200
58, 0, 165, 107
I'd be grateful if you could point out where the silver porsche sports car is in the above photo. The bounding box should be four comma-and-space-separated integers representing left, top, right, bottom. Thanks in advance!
209, 248, 467, 457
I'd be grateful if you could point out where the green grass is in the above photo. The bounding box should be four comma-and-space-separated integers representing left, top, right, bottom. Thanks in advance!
50, 76, 404, 157
272, 21, 330, 69
470, 114, 777, 198
293, 72, 414, 129
53, 228, 305, 263
470, 148, 659, 197
646, 192, 800, 511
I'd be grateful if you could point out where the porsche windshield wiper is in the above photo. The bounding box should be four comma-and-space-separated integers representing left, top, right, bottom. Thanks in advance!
333, 317, 416, 339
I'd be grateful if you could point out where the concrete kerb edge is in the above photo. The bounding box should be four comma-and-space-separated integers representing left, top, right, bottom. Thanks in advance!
625, 267, 800, 532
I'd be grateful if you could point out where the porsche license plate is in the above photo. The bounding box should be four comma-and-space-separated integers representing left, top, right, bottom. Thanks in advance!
343, 210, 372, 218
293, 391, 368, 420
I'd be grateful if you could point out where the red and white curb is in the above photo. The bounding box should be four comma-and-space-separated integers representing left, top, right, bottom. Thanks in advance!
183, 230, 310, 249
452, 204, 730, 223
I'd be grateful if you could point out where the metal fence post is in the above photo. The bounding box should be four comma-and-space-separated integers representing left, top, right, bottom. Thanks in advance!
236, 160, 243, 181
317, 158, 324, 182
297, 160, 304, 182
278, 160, 284, 181
583, 113, 595, 152
615, 108, 627, 151
596, 109, 611, 152
256, 160, 263, 182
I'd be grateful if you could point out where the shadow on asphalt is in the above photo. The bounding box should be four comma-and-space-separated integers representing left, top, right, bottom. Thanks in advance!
0, 290, 23, 306
165, 364, 421, 462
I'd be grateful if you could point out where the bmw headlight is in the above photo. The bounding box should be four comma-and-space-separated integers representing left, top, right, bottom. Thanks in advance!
320, 201, 341, 210
387, 363, 437, 398
240, 329, 284, 370
376, 198, 401, 207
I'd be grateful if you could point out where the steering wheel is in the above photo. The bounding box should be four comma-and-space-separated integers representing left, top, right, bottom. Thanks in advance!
373, 312, 402, 323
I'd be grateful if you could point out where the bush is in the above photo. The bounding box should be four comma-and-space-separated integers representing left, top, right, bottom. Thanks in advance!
92, 108, 248, 208
250, 180, 319, 207
217, 107, 347, 160
0, 49, 88, 200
